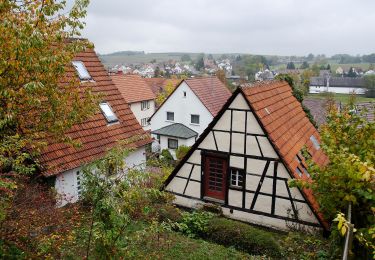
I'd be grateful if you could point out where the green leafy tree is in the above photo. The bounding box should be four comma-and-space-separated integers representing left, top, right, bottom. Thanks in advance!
195, 54, 205, 71
181, 54, 192, 62
300, 61, 309, 69
291, 106, 375, 258
347, 67, 357, 77
286, 62, 295, 70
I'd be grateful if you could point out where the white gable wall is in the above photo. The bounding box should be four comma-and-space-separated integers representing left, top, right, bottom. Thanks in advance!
150, 82, 213, 136
55, 146, 147, 207
165, 93, 321, 231
129, 100, 155, 131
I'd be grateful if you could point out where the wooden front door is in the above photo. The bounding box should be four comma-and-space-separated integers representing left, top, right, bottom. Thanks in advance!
203, 154, 228, 201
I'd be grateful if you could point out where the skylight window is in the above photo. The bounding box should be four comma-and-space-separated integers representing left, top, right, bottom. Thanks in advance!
72, 61, 92, 81
99, 102, 118, 123
310, 135, 320, 150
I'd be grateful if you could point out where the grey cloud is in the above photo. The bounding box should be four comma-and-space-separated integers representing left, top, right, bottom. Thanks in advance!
71, 0, 375, 55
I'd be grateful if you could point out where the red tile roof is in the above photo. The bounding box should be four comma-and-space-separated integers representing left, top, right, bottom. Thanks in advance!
110, 74, 155, 103
241, 80, 328, 228
39, 49, 152, 177
144, 78, 181, 95
185, 77, 232, 116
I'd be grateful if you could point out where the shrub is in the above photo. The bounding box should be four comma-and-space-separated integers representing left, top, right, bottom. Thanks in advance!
175, 145, 190, 161
176, 211, 213, 238
204, 217, 282, 258
160, 149, 174, 165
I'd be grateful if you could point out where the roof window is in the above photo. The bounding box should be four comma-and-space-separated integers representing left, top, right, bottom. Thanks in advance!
99, 102, 118, 123
72, 61, 92, 81
310, 135, 320, 150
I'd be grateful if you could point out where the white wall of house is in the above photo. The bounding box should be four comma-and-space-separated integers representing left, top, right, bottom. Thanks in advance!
309, 86, 366, 94
159, 135, 196, 159
129, 100, 155, 130
150, 82, 213, 136
165, 93, 321, 231
55, 146, 147, 207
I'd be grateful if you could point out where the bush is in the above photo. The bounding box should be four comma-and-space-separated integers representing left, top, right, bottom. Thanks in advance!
176, 211, 213, 238
175, 145, 190, 161
204, 217, 282, 258
160, 149, 174, 165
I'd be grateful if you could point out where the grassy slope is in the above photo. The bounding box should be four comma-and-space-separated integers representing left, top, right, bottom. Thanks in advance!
307, 93, 375, 103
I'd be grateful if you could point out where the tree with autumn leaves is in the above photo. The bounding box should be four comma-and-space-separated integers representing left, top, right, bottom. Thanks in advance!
292, 104, 374, 258
0, 0, 99, 253
0, 0, 98, 186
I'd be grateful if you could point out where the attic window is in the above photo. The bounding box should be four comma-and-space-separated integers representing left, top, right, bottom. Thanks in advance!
72, 61, 92, 81
99, 102, 118, 123
183, 91, 187, 98
310, 135, 320, 150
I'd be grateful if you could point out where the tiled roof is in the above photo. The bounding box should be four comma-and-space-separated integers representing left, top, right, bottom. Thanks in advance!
310, 77, 326, 86
355, 102, 375, 122
185, 77, 232, 116
39, 48, 152, 177
329, 77, 365, 88
144, 78, 181, 95
241, 81, 329, 228
302, 99, 339, 126
151, 123, 198, 139
110, 74, 155, 103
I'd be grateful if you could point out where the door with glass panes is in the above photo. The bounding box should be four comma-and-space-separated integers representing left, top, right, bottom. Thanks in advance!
203, 154, 228, 201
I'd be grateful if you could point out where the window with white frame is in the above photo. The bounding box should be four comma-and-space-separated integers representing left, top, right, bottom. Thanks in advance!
191, 114, 200, 124
72, 61, 92, 81
167, 111, 174, 121
230, 168, 244, 187
183, 91, 187, 98
99, 102, 118, 123
141, 100, 150, 110
168, 138, 178, 149
141, 117, 149, 127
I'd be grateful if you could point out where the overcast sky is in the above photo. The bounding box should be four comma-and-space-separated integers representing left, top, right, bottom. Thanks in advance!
76, 0, 375, 56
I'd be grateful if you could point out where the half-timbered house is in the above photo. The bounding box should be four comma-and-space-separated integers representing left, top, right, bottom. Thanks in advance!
164, 80, 329, 231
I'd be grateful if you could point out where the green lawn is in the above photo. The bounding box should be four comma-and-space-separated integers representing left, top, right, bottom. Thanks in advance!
307, 93, 375, 104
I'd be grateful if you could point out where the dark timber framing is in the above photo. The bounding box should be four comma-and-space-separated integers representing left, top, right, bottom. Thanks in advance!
163, 89, 327, 231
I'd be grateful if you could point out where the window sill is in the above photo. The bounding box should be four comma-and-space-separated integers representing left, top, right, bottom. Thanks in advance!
190, 123, 200, 126
166, 120, 175, 123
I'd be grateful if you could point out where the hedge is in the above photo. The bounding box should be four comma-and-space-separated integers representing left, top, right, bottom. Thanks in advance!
203, 217, 282, 258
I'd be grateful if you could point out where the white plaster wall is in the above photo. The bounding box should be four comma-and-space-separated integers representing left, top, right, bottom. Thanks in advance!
129, 100, 155, 131
150, 82, 213, 136
309, 86, 366, 94
55, 167, 81, 207
55, 146, 147, 207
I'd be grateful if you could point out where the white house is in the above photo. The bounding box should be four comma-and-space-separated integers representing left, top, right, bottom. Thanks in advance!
40, 47, 152, 206
164, 80, 329, 232
149, 77, 231, 158
309, 76, 366, 94
111, 74, 156, 130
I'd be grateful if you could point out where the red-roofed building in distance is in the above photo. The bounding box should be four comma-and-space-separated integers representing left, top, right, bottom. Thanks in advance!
164, 80, 329, 232
149, 77, 232, 158
110, 74, 156, 130
144, 77, 182, 97
39, 47, 152, 206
